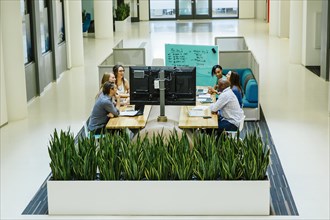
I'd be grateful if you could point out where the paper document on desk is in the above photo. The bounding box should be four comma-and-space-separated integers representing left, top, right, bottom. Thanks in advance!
188, 110, 206, 117
119, 110, 139, 117
196, 88, 208, 95
197, 94, 211, 102
198, 94, 211, 98
191, 106, 209, 111
199, 98, 213, 103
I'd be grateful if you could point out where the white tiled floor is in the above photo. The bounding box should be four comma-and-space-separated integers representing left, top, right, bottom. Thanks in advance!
1, 19, 329, 220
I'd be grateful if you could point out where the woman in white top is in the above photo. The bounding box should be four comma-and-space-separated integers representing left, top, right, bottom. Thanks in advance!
113, 64, 130, 105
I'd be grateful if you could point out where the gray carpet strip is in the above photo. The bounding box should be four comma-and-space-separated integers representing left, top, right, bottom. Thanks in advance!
22, 107, 298, 216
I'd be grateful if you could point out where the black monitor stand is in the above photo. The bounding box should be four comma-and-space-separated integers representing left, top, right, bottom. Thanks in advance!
157, 70, 167, 122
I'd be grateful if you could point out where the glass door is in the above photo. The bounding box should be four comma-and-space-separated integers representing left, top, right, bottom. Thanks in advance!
177, 0, 211, 19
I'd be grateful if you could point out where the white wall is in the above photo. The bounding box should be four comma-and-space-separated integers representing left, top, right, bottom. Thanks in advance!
289, 0, 303, 64
0, 5, 8, 127
65, 0, 84, 67
269, 0, 278, 36
1, 0, 28, 123
302, 0, 322, 66
140, 1, 149, 21
94, 0, 113, 39
255, 0, 266, 20
269, 0, 290, 38
278, 0, 290, 38
239, 0, 254, 18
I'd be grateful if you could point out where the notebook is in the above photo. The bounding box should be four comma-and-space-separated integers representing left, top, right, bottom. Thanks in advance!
188, 110, 205, 117
119, 110, 139, 117
199, 98, 213, 103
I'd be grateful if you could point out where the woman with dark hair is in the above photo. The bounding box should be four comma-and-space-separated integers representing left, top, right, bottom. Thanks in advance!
208, 65, 223, 94
113, 64, 130, 105
227, 71, 243, 107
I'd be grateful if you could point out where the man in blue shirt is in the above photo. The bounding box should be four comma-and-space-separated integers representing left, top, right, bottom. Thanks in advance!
209, 79, 244, 136
88, 81, 120, 134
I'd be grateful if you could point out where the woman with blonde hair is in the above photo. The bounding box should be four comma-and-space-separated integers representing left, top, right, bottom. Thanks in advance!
96, 72, 116, 100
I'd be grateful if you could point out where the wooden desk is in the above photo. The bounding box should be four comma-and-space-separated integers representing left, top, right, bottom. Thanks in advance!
178, 87, 218, 129
178, 106, 218, 129
106, 105, 152, 129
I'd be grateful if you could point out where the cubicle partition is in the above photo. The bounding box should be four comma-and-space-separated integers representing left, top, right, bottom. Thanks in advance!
98, 40, 146, 85
219, 50, 260, 121
214, 36, 248, 51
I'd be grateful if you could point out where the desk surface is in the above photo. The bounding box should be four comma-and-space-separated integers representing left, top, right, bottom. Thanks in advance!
106, 105, 152, 129
178, 106, 218, 129
178, 87, 218, 129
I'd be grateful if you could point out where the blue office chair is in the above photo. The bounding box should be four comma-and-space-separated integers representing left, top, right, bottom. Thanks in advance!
82, 13, 91, 33
83, 120, 102, 141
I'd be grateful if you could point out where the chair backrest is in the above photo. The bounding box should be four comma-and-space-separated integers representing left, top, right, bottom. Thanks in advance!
83, 119, 103, 140
83, 120, 90, 138
225, 115, 245, 138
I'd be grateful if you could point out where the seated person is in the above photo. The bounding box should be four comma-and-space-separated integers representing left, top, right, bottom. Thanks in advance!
227, 71, 243, 107
113, 64, 130, 105
88, 82, 120, 135
209, 79, 244, 136
96, 72, 116, 99
208, 65, 223, 94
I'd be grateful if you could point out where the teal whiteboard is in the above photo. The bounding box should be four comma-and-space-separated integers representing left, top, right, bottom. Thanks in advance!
165, 44, 219, 86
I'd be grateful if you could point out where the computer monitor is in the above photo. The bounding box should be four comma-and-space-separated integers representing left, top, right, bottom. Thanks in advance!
129, 66, 196, 107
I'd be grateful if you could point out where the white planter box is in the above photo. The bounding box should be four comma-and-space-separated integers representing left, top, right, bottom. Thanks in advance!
48, 180, 270, 215
115, 16, 131, 32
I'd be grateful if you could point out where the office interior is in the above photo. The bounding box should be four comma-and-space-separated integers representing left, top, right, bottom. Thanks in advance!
0, 0, 329, 219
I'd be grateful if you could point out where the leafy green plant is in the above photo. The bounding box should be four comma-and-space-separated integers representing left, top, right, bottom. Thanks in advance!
143, 131, 170, 180
48, 129, 75, 180
72, 136, 98, 180
97, 131, 126, 180
48, 127, 270, 182
241, 129, 270, 180
218, 135, 244, 180
120, 132, 147, 180
166, 130, 194, 180
115, 3, 130, 21
193, 132, 221, 180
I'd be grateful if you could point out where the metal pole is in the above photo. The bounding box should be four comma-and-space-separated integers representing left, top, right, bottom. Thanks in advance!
157, 70, 167, 122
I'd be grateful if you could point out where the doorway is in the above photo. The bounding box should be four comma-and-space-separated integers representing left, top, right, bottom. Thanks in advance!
177, 0, 211, 19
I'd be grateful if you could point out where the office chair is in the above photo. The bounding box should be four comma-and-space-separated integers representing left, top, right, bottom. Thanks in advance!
226, 115, 245, 139
83, 120, 103, 142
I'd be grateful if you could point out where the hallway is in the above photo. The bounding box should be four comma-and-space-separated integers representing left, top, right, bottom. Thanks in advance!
1, 19, 329, 220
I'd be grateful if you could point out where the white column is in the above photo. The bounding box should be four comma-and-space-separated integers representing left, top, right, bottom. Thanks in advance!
1, 0, 28, 122
289, 0, 303, 64
320, 0, 329, 80
256, 0, 266, 20
94, 0, 113, 39
302, 0, 322, 66
278, 0, 290, 38
269, 0, 279, 36
0, 2, 8, 126
239, 0, 255, 18
140, 1, 149, 21
64, 0, 84, 68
